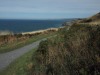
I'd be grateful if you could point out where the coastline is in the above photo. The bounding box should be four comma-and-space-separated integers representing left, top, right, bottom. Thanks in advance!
21, 28, 59, 35
0, 26, 65, 36
0, 28, 58, 36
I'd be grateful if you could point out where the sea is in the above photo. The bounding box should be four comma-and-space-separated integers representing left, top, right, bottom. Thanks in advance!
0, 19, 73, 33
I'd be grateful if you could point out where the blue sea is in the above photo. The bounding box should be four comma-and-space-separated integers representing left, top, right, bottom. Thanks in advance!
0, 19, 73, 33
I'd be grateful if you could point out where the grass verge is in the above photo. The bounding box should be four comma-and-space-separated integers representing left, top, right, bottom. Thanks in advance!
0, 48, 37, 75
0, 32, 56, 53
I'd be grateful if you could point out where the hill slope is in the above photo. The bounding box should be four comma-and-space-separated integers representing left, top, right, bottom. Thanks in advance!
77, 12, 100, 24
31, 25, 100, 75
90, 12, 100, 21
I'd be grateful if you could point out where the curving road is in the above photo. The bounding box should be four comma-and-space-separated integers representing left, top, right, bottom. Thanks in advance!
0, 38, 47, 71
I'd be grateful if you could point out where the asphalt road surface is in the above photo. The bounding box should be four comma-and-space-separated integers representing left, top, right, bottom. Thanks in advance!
0, 38, 46, 71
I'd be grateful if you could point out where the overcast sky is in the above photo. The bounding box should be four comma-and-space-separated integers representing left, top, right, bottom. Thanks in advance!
0, 0, 100, 19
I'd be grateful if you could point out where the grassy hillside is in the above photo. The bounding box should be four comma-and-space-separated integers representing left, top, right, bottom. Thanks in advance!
1, 24, 99, 75
32, 24, 100, 75
76, 12, 100, 24
90, 12, 100, 21
0, 32, 56, 53
1, 13, 100, 75
0, 32, 57, 75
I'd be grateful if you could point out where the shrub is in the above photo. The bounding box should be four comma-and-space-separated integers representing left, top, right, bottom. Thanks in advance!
32, 24, 100, 75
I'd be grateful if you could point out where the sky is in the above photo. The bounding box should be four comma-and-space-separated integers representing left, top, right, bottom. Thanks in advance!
0, 0, 100, 19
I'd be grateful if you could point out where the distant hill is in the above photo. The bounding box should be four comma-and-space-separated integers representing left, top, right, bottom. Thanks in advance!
90, 12, 100, 21
77, 12, 100, 24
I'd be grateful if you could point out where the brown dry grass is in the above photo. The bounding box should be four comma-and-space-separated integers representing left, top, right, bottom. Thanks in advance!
32, 24, 100, 75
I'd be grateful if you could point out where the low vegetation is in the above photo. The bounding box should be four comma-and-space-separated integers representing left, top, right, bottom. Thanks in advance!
0, 31, 56, 53
32, 24, 100, 75
0, 24, 100, 75
1, 13, 100, 75
0, 48, 37, 75
76, 12, 100, 25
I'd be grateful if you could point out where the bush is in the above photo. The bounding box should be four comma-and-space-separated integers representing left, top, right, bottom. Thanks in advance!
32, 24, 100, 75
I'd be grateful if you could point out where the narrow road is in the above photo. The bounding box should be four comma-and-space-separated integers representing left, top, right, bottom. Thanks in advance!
0, 38, 46, 71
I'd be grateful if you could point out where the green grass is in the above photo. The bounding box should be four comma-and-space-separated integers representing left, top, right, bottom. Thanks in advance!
0, 48, 37, 75
0, 33, 57, 75
0, 32, 56, 53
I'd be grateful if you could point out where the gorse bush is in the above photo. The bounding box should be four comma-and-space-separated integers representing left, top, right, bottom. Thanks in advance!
32, 24, 100, 75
